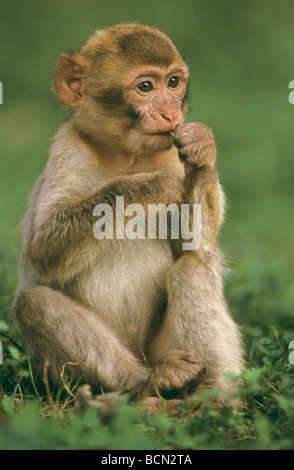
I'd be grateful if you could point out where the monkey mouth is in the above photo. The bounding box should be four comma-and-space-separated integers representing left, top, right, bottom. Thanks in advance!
145, 132, 174, 150
149, 131, 174, 137
148, 132, 174, 144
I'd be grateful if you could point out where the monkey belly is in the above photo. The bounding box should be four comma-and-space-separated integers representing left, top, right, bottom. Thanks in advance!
68, 238, 174, 350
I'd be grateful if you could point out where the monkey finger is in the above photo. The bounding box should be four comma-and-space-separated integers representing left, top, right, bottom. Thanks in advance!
184, 163, 199, 177
178, 143, 199, 164
174, 125, 196, 148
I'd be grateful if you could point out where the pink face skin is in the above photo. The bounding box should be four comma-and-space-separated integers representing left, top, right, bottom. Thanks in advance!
124, 65, 189, 152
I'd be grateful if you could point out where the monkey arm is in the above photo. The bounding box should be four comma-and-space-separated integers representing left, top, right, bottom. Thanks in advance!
169, 166, 225, 258
25, 170, 183, 276
171, 122, 225, 256
185, 167, 225, 251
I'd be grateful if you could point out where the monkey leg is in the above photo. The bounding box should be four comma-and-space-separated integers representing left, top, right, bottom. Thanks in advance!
15, 286, 148, 392
146, 254, 244, 397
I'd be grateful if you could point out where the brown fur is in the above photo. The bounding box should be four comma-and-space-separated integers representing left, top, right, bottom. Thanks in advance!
15, 24, 244, 408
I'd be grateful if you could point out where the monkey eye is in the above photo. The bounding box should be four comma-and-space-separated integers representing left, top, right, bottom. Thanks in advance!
168, 76, 180, 88
137, 81, 153, 93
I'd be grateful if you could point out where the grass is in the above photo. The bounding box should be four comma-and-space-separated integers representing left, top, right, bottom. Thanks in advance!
1, 0, 294, 451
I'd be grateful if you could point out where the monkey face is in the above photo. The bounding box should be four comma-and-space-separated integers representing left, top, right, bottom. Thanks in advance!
123, 65, 188, 152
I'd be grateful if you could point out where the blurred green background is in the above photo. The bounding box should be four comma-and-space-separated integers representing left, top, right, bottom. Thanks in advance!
1, 0, 294, 326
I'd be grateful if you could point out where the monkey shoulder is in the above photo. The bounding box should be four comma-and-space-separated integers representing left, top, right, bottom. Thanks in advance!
48, 124, 105, 192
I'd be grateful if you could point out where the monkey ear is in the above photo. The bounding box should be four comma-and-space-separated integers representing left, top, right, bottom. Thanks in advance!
54, 53, 88, 107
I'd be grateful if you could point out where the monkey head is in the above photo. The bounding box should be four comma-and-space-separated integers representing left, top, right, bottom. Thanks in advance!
54, 24, 189, 155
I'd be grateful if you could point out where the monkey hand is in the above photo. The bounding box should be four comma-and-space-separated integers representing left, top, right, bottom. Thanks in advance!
173, 123, 216, 176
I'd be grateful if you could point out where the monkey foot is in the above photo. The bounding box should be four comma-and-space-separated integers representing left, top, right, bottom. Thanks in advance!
75, 385, 128, 418
143, 349, 207, 398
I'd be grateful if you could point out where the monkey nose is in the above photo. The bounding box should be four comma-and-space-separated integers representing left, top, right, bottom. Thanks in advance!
159, 111, 179, 130
160, 112, 173, 123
